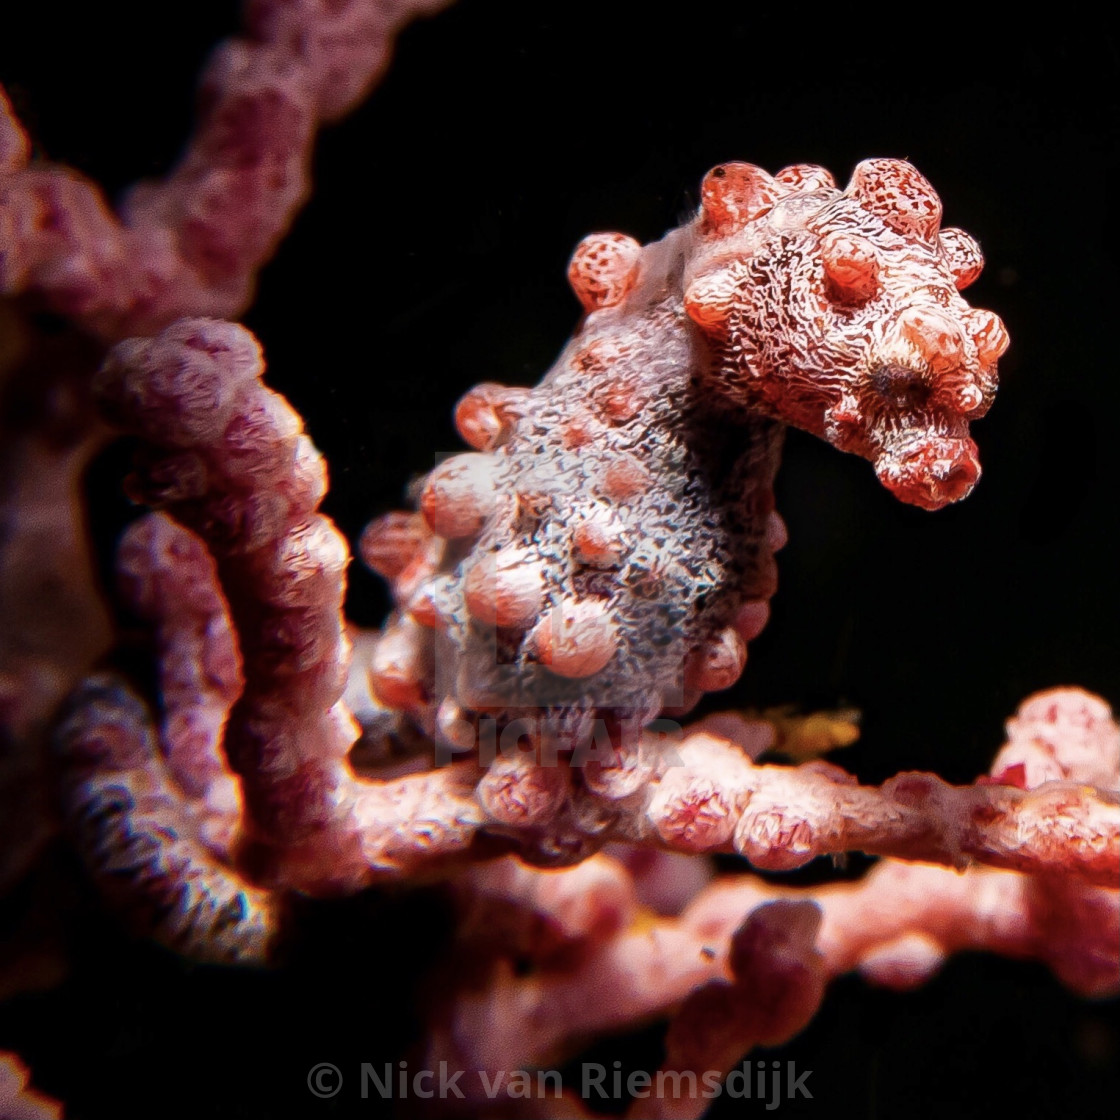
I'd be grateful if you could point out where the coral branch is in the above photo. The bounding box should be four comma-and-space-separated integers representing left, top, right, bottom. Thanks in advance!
421, 689, 1117, 1109
92, 318, 372, 891
0, 0, 449, 339
0, 0, 451, 929
78, 319, 482, 897
638, 901, 826, 1120
426, 853, 1117, 1111
116, 513, 243, 810
55, 673, 281, 964
688, 860, 1119, 999
634, 729, 1119, 886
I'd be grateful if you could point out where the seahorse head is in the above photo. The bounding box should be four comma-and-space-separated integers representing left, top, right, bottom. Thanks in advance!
683, 158, 1009, 510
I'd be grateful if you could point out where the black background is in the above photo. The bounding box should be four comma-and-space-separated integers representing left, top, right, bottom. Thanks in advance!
1, 3, 1117, 1117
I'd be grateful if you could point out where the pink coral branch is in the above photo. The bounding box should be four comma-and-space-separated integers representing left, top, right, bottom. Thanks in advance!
419, 687, 1117, 1110
0, 0, 451, 915
116, 512, 243, 812
688, 861, 1119, 998
636, 900, 827, 1120
76, 319, 488, 899
635, 730, 1119, 885
92, 318, 374, 891
425, 855, 1117, 1113
54, 673, 281, 964
0, 0, 448, 339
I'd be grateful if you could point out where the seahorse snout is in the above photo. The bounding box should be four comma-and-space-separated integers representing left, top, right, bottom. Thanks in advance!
873, 432, 980, 511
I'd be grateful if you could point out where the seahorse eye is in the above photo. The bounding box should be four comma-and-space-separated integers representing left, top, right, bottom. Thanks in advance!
699, 162, 778, 235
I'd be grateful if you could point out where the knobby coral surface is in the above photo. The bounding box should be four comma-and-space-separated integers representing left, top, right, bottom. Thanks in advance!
0, 4, 1117, 1118
0, 0, 451, 897
0, 0, 448, 1105
0, 0, 449, 339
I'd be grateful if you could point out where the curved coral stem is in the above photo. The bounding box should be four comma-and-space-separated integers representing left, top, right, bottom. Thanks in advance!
0, 0, 450, 339
54, 674, 280, 964
424, 851, 1117, 1116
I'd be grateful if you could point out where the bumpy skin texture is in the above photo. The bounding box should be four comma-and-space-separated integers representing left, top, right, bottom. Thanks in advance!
364, 158, 1008, 773
685, 159, 1008, 508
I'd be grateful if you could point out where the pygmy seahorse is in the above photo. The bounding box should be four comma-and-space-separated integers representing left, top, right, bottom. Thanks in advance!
362, 158, 1007, 801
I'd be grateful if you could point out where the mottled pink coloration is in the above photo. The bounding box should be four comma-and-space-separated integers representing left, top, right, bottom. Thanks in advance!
0, 0, 449, 339
359, 158, 1007, 794
424, 694, 1117, 1114
683, 159, 1008, 509
989, 687, 1120, 790
92, 318, 372, 891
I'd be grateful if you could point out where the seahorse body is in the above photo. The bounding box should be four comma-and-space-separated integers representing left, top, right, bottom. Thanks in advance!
363, 158, 1008, 786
